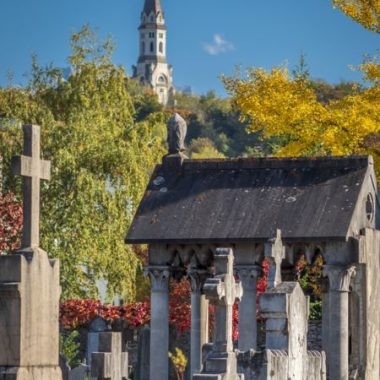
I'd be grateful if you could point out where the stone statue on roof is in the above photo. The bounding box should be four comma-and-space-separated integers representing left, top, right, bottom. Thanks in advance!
167, 113, 187, 154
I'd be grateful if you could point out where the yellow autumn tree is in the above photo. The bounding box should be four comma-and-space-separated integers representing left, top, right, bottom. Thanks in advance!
222, 66, 380, 157
333, 0, 380, 33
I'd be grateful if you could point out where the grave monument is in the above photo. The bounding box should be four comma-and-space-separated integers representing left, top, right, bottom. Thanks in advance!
0, 125, 62, 379
126, 114, 380, 379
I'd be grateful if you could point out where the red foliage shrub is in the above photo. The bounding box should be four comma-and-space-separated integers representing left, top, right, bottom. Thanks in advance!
0, 192, 22, 252
169, 279, 191, 333
60, 260, 270, 337
118, 301, 151, 327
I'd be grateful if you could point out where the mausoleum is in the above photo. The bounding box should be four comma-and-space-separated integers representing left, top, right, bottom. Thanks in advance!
126, 117, 380, 379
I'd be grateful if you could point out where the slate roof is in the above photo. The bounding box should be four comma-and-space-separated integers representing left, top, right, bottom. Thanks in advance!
143, 0, 162, 15
126, 156, 373, 244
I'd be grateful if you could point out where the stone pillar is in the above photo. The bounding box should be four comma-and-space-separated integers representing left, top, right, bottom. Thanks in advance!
144, 266, 171, 380
235, 265, 261, 351
323, 265, 356, 380
188, 269, 209, 377
321, 277, 329, 361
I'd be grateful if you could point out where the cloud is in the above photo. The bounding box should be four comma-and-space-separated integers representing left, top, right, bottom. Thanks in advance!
203, 34, 234, 55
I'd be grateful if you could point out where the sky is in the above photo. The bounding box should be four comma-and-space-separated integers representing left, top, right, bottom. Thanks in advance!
0, 0, 378, 96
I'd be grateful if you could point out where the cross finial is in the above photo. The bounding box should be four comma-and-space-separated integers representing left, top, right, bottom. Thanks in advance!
12, 125, 51, 249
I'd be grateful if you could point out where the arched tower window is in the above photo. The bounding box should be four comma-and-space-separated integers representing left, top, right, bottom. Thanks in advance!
157, 75, 167, 85
159, 42, 163, 54
150, 15, 154, 22
141, 42, 145, 54
150, 42, 154, 53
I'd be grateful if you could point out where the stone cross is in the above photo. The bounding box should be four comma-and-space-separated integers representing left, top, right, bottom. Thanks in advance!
91, 332, 128, 380
194, 248, 243, 379
265, 229, 285, 289
12, 124, 51, 248
203, 247, 242, 353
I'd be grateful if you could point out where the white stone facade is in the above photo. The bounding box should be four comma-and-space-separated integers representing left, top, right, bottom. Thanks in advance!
133, 0, 173, 105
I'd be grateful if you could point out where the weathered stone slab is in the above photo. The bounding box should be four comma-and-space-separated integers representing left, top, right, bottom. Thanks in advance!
0, 248, 60, 368
135, 326, 150, 380
69, 364, 88, 380
91, 332, 128, 379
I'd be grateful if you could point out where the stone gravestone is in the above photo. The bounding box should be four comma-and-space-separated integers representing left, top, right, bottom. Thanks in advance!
69, 363, 89, 380
60, 353, 71, 380
134, 326, 150, 380
87, 316, 108, 367
259, 281, 326, 380
0, 124, 62, 379
91, 332, 128, 380
193, 248, 244, 380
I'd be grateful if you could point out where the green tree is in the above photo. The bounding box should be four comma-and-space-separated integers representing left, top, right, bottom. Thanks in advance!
189, 137, 225, 159
172, 91, 259, 158
0, 25, 165, 300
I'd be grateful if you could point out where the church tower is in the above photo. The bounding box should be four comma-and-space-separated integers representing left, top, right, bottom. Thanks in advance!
133, 0, 174, 105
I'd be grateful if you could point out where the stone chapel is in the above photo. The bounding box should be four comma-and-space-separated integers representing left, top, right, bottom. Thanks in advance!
126, 116, 380, 379
133, 0, 174, 105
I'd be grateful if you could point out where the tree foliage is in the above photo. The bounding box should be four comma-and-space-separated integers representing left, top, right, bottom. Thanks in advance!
189, 137, 225, 159
333, 0, 380, 33
171, 91, 259, 158
222, 65, 380, 158
0, 25, 166, 300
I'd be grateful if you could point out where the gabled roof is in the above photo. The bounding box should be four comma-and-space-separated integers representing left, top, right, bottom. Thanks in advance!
126, 156, 376, 244
143, 0, 162, 15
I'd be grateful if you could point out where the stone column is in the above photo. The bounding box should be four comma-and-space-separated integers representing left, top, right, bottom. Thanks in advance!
188, 269, 209, 377
235, 265, 261, 351
144, 266, 171, 380
323, 265, 356, 380
321, 277, 329, 361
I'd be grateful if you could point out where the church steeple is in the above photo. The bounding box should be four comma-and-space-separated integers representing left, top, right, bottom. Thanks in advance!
133, 0, 174, 105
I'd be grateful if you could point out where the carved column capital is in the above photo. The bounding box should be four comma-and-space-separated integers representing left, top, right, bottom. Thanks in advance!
234, 265, 261, 291
323, 265, 356, 292
187, 268, 210, 293
144, 266, 171, 292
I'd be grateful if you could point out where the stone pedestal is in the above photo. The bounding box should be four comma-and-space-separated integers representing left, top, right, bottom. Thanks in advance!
144, 266, 170, 380
0, 247, 62, 379
259, 282, 309, 379
323, 265, 355, 380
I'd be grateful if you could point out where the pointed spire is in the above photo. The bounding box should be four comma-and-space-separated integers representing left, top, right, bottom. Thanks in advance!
143, 0, 162, 15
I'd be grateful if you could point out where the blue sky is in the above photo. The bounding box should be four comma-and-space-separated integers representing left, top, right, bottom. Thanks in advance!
0, 0, 378, 95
